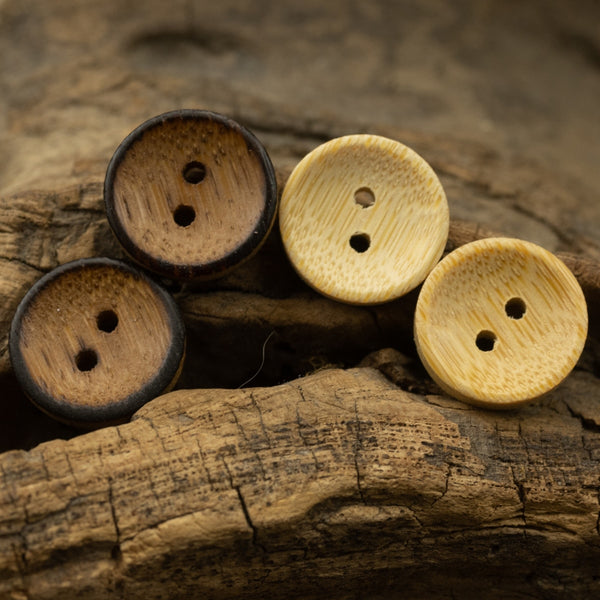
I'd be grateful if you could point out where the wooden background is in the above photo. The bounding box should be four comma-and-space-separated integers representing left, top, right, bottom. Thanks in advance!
0, 1, 599, 598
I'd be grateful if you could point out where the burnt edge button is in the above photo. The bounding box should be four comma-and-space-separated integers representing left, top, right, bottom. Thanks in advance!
104, 109, 278, 280
9, 257, 186, 427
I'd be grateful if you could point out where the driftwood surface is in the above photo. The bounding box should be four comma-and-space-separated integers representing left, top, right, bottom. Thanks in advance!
1, 1, 600, 598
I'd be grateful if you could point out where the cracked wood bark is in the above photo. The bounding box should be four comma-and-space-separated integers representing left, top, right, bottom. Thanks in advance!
2, 360, 600, 600
2, 0, 600, 598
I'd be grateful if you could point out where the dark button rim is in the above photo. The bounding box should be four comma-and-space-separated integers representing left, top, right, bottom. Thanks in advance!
9, 257, 186, 427
103, 109, 278, 280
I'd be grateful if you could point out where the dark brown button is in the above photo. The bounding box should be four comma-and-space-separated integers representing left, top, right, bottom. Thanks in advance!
9, 258, 185, 427
104, 109, 278, 280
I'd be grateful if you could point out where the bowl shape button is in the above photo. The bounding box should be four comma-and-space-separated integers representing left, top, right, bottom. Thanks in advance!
414, 237, 588, 408
279, 134, 449, 305
9, 258, 185, 426
104, 109, 278, 280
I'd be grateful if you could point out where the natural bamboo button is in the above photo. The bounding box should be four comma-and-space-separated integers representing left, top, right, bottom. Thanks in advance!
279, 134, 449, 304
104, 109, 277, 280
9, 258, 185, 426
414, 238, 588, 408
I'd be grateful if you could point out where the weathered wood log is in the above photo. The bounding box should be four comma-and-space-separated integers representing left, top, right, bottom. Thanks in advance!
2, 358, 600, 600
0, 233, 599, 598
1, 0, 600, 598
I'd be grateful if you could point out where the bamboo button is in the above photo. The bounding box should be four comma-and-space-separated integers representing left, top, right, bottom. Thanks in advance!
9, 258, 185, 426
414, 238, 588, 408
104, 109, 277, 280
279, 134, 449, 304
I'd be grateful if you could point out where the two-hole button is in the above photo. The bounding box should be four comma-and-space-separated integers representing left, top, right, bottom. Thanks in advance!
9, 258, 185, 426
104, 109, 278, 280
414, 238, 588, 407
279, 135, 449, 305
475, 297, 527, 352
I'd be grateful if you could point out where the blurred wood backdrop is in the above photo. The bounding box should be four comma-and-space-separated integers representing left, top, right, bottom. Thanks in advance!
0, 1, 599, 598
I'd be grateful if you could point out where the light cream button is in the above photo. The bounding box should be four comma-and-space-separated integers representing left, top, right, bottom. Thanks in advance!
279, 135, 449, 305
414, 237, 588, 408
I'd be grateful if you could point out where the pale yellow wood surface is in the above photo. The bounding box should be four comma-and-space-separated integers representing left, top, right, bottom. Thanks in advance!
279, 135, 449, 305
414, 238, 588, 407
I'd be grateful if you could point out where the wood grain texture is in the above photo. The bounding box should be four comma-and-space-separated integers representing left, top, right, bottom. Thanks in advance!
9, 258, 185, 426
105, 110, 277, 280
415, 238, 588, 407
0, 0, 600, 598
1, 365, 600, 600
279, 135, 449, 304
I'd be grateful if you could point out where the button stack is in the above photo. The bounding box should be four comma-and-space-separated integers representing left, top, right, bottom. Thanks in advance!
11, 109, 280, 426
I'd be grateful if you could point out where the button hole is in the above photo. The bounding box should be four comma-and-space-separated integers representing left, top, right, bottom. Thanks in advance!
97, 310, 118, 333
76, 349, 98, 372
349, 232, 370, 253
476, 330, 496, 352
354, 187, 375, 208
505, 297, 526, 319
182, 161, 206, 184
173, 205, 196, 227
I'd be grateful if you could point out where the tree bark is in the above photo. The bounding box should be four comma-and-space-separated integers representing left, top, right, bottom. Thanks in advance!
1, 1, 600, 598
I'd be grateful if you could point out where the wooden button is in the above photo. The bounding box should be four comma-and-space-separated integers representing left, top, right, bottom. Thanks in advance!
414, 238, 588, 408
9, 258, 185, 426
279, 134, 449, 304
104, 109, 277, 280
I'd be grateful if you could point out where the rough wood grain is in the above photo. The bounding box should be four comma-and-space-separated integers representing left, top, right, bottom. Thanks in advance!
1, 0, 600, 598
2, 364, 600, 600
